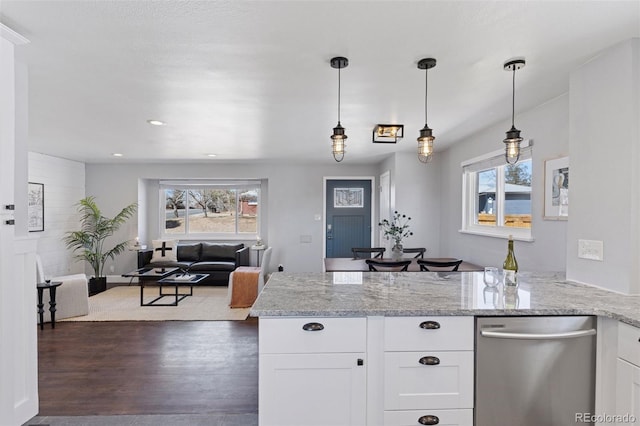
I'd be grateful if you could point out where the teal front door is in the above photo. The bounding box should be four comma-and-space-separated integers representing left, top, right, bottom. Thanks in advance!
326, 179, 372, 258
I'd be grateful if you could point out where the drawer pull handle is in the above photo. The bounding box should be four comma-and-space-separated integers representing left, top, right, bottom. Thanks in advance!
419, 320, 440, 330
419, 356, 440, 366
418, 415, 439, 425
302, 322, 324, 331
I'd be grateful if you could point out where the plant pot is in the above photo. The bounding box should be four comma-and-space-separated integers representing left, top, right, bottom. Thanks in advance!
88, 277, 107, 296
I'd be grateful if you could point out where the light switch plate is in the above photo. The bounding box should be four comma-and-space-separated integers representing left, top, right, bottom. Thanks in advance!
578, 239, 604, 261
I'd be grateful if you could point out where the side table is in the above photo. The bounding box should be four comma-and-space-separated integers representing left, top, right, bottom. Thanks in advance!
251, 244, 267, 267
37, 281, 63, 330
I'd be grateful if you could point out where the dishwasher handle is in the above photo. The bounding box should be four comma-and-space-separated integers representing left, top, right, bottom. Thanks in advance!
480, 328, 596, 340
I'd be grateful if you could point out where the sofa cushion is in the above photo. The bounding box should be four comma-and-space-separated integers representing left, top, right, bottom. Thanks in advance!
188, 261, 237, 272
178, 243, 202, 262
201, 243, 244, 262
150, 239, 178, 263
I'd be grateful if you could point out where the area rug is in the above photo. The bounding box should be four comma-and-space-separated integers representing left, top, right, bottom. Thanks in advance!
61, 285, 250, 322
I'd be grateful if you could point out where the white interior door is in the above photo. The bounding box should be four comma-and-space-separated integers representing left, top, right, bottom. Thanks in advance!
0, 26, 38, 426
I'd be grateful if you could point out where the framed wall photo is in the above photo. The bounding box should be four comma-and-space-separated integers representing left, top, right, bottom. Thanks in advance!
544, 156, 569, 220
28, 182, 44, 232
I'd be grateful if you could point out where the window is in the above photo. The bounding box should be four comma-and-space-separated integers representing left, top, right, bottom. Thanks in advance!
461, 146, 533, 240
160, 180, 260, 238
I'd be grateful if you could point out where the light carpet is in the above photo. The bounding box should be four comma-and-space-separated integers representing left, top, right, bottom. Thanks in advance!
61, 285, 250, 322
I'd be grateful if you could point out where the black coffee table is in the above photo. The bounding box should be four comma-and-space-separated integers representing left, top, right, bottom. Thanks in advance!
141, 273, 209, 306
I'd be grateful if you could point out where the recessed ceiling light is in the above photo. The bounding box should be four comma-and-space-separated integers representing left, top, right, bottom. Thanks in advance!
147, 119, 166, 126
112, 153, 123, 157
206, 154, 217, 157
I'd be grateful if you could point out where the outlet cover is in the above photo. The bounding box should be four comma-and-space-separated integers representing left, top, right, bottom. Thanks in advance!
578, 239, 604, 261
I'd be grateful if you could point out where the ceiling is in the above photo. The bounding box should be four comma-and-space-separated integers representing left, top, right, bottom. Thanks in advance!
1, 1, 639, 165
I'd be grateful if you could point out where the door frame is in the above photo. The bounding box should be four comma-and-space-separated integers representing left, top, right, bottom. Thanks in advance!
378, 170, 391, 253
323, 176, 376, 269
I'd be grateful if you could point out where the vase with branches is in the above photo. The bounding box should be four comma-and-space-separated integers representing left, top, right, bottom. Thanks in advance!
64, 196, 137, 295
379, 211, 413, 259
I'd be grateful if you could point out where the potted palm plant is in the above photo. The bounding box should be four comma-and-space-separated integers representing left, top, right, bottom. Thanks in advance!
64, 196, 137, 295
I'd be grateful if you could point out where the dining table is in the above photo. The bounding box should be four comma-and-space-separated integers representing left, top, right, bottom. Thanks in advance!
324, 257, 484, 272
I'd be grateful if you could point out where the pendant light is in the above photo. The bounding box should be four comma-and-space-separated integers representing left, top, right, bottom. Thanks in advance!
330, 57, 348, 162
503, 59, 525, 164
417, 58, 436, 163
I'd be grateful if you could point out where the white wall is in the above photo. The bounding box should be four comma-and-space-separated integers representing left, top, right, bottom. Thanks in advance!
86, 161, 378, 274
567, 38, 640, 294
28, 152, 85, 277
439, 93, 570, 271
392, 151, 442, 255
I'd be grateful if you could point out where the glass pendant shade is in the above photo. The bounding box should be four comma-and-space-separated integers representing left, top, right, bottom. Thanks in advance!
331, 122, 347, 162
504, 125, 523, 164
417, 126, 434, 163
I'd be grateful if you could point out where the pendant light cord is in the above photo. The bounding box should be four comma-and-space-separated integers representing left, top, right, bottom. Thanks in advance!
337, 66, 341, 124
511, 68, 516, 128
424, 68, 428, 125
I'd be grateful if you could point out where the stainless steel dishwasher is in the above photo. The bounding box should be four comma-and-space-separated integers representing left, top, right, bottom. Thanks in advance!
476, 316, 596, 426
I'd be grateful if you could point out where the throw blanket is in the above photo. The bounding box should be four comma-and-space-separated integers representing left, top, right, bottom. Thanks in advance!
230, 266, 261, 308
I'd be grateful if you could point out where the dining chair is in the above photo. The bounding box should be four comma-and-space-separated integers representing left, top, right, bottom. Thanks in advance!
402, 247, 426, 258
417, 259, 463, 271
365, 259, 411, 272
352, 247, 386, 259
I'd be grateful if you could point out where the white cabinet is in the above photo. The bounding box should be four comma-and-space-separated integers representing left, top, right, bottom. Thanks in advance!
259, 317, 367, 426
383, 316, 474, 426
616, 322, 640, 425
258, 316, 474, 426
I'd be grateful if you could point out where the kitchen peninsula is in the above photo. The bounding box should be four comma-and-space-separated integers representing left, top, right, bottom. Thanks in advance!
251, 271, 640, 426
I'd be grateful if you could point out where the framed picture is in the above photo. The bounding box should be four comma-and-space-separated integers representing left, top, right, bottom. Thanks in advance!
544, 156, 569, 220
334, 188, 364, 208
28, 182, 44, 232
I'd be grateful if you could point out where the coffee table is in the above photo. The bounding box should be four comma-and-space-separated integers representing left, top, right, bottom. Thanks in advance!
122, 266, 180, 284
141, 273, 209, 307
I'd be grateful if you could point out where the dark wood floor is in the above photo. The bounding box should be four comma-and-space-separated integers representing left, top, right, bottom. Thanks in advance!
36, 318, 258, 416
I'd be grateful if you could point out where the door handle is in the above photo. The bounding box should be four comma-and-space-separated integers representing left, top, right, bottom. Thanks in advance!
480, 328, 596, 340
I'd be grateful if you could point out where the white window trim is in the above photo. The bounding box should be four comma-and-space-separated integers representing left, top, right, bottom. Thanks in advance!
159, 180, 261, 240
459, 142, 534, 242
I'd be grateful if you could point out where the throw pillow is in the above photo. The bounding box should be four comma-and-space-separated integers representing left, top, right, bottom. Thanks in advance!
150, 239, 178, 263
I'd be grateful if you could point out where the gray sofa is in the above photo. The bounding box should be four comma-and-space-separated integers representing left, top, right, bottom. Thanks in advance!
138, 242, 250, 285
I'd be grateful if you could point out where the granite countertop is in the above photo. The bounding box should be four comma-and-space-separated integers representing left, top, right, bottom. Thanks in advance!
250, 271, 640, 328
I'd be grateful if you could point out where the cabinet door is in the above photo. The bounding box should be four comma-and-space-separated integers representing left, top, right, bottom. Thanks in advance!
384, 351, 474, 410
260, 353, 366, 426
616, 359, 640, 424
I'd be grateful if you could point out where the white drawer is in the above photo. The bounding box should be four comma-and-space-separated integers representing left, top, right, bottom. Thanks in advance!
618, 321, 640, 366
384, 316, 473, 351
259, 317, 366, 354
384, 409, 473, 426
384, 351, 474, 410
